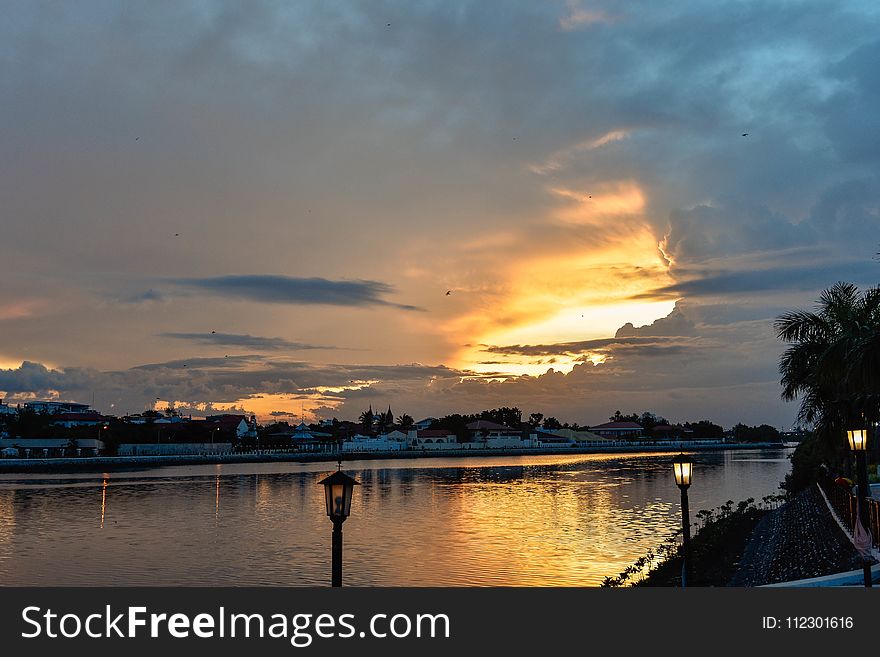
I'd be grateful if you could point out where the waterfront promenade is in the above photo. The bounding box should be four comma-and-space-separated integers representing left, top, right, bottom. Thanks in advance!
0, 441, 784, 474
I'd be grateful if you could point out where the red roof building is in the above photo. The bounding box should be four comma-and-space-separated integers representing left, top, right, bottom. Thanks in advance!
589, 421, 643, 438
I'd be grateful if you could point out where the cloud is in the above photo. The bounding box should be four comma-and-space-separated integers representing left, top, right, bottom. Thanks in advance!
158, 332, 334, 351
483, 335, 691, 358
531, 129, 631, 174
167, 275, 424, 311
558, 1, 614, 31
123, 289, 165, 304
634, 260, 880, 300
616, 302, 698, 337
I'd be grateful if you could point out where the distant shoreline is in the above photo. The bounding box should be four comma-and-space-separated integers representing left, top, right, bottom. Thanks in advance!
0, 442, 791, 474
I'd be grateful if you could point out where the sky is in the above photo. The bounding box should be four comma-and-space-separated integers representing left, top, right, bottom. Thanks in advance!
2, 0, 880, 428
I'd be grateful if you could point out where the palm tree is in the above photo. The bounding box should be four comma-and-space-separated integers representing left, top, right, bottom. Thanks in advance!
776, 282, 880, 486
358, 408, 374, 433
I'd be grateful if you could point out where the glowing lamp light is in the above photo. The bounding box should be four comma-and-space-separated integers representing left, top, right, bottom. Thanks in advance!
847, 429, 868, 452
319, 471, 360, 521
672, 453, 694, 489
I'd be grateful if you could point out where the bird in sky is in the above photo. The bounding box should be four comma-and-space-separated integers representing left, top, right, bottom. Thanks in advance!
211, 330, 216, 334
135, 137, 140, 141
446, 290, 451, 295
742, 133, 749, 137
174, 233, 179, 237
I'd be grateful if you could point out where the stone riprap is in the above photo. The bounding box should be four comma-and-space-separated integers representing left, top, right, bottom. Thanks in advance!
729, 486, 870, 586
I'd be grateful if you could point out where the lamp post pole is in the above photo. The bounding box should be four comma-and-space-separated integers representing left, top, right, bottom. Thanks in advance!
856, 449, 872, 588
331, 517, 344, 587
680, 485, 691, 588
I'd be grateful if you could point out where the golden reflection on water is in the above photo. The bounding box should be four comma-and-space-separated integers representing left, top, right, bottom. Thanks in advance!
0, 450, 791, 586
0, 492, 14, 561
100, 477, 108, 529
215, 474, 220, 523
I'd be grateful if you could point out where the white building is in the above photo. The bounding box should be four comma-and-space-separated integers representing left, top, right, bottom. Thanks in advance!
341, 434, 403, 452
406, 429, 459, 449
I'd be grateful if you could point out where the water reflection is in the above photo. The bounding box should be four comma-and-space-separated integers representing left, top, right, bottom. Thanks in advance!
100, 477, 108, 529
0, 449, 791, 586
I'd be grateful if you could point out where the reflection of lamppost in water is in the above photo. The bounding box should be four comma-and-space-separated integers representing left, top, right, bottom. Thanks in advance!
100, 477, 108, 529
319, 468, 360, 587
671, 453, 694, 588
847, 428, 873, 588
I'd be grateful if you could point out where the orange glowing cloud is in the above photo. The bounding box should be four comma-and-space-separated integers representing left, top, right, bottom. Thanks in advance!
0, 300, 43, 321
550, 182, 646, 220
435, 181, 674, 376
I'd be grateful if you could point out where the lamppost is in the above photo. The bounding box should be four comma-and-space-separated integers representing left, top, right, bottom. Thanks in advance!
671, 453, 694, 587
847, 428, 873, 588
319, 469, 360, 587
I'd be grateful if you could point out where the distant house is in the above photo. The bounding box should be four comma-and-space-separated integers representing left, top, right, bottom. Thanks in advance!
535, 430, 576, 445
0, 437, 104, 457
414, 429, 456, 444
290, 422, 322, 442
588, 421, 643, 438
154, 416, 186, 424
466, 420, 519, 438
52, 412, 109, 428
650, 424, 680, 439
544, 428, 606, 442
206, 414, 258, 439
414, 417, 437, 431
382, 429, 410, 443
0, 400, 18, 416
342, 434, 402, 452
403, 429, 459, 449
25, 401, 91, 415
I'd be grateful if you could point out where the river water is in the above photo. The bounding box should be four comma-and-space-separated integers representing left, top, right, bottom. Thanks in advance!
0, 448, 791, 586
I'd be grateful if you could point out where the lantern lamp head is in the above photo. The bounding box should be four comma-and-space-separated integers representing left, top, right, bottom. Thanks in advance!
672, 453, 694, 489
847, 429, 868, 452
318, 470, 360, 521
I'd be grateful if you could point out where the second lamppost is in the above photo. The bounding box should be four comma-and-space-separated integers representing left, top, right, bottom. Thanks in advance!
319, 469, 360, 587
672, 453, 694, 588
846, 428, 873, 588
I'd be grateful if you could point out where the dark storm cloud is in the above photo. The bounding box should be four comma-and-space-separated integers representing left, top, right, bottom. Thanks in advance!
0, 359, 469, 412
168, 276, 424, 311
634, 260, 880, 300
158, 332, 333, 351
